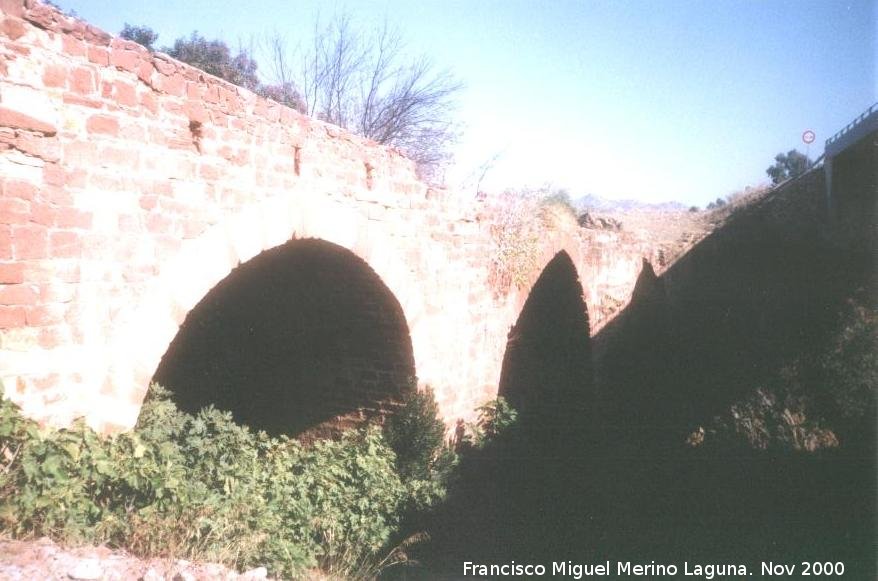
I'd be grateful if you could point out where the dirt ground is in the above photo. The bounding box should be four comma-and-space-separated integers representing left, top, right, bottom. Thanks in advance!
0, 537, 273, 581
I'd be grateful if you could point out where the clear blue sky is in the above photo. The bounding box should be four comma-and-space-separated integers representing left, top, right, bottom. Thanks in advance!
57, 0, 876, 206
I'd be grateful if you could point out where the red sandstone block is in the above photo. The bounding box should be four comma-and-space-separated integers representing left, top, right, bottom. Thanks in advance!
0, 283, 39, 305
64, 168, 88, 189
120, 121, 146, 141
40, 185, 73, 206
28, 202, 57, 226
1, 180, 35, 201
166, 135, 194, 151
153, 58, 175, 75
199, 163, 221, 181
62, 93, 103, 109
0, 305, 26, 329
208, 110, 229, 128
138, 194, 158, 210
56, 207, 92, 229
9, 132, 60, 162
69, 67, 95, 95
87, 46, 109, 66
9, 44, 29, 57
62, 35, 87, 58
43, 163, 65, 187
154, 180, 173, 196
62, 141, 94, 168
84, 25, 112, 47
137, 61, 154, 85
203, 85, 220, 104
26, 304, 66, 326
140, 91, 158, 115
110, 48, 139, 73
86, 114, 119, 136
42, 63, 67, 88
0, 17, 26, 40
12, 225, 48, 259
0, 197, 29, 224
0, 106, 56, 135
185, 100, 208, 123
0, 262, 24, 284
146, 213, 172, 234
49, 230, 82, 258
157, 73, 185, 97
0, 226, 10, 259
0, 0, 23, 18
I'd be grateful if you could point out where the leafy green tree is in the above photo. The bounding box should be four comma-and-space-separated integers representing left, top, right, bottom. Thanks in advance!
120, 23, 158, 51
166, 32, 260, 91
766, 149, 811, 184
255, 82, 306, 113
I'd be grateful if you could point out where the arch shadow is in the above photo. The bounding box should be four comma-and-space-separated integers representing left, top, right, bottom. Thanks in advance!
151, 238, 415, 437
498, 250, 592, 422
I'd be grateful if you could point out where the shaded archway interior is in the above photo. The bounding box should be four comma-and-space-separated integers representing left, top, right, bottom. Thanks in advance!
498, 251, 592, 421
151, 238, 415, 437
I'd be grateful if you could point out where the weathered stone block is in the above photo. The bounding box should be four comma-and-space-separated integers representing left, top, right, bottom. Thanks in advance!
0, 106, 56, 134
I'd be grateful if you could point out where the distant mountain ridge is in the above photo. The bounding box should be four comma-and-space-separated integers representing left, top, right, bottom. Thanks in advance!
574, 193, 686, 213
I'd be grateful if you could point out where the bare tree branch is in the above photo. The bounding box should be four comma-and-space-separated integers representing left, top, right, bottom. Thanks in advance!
265, 15, 462, 183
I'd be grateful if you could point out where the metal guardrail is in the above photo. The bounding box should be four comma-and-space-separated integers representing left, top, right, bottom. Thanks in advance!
824, 102, 878, 153
823, 103, 878, 159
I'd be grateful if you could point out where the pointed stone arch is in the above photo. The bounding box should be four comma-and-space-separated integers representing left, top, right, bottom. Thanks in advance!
498, 250, 592, 419
97, 191, 429, 430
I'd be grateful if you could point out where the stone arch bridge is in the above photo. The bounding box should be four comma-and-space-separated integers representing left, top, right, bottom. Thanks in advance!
0, 1, 652, 433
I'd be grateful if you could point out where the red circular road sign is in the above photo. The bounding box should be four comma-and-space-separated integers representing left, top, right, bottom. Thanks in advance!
802, 130, 815, 144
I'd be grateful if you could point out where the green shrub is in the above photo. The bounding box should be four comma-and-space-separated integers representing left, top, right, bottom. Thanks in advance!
474, 397, 518, 446
0, 384, 424, 579
539, 189, 577, 222
384, 386, 457, 512
454, 396, 518, 451
688, 298, 876, 452
384, 386, 447, 480
692, 384, 839, 452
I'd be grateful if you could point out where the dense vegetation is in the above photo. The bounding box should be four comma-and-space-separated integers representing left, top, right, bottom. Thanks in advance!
0, 381, 517, 578
693, 295, 877, 451
766, 149, 812, 184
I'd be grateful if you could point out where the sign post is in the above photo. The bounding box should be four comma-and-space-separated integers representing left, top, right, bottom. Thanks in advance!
802, 130, 815, 167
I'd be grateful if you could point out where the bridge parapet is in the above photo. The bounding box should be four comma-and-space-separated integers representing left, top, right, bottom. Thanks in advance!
0, 0, 670, 434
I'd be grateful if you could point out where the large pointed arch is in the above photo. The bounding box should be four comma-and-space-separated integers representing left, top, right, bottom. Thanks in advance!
498, 250, 592, 419
98, 191, 429, 431
152, 238, 415, 436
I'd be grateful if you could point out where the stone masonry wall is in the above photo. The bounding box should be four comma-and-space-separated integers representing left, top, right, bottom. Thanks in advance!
0, 0, 654, 433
